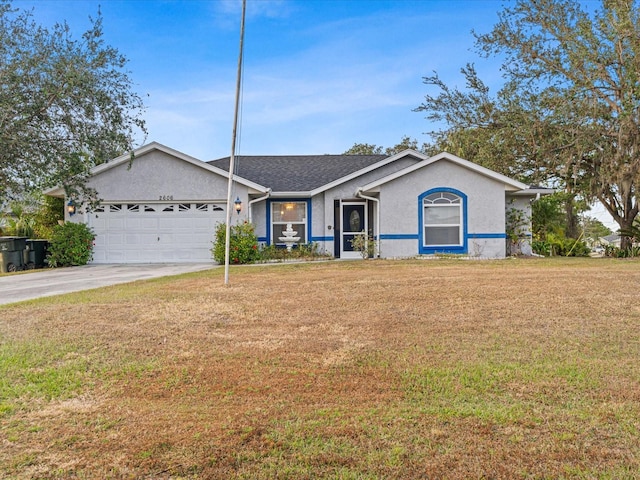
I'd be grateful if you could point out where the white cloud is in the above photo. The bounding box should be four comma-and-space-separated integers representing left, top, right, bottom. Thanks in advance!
127, 1, 507, 157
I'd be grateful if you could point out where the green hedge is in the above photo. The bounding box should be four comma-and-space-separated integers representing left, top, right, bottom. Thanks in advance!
47, 222, 96, 267
211, 222, 259, 264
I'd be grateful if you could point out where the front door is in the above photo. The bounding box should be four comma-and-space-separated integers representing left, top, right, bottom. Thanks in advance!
340, 202, 366, 259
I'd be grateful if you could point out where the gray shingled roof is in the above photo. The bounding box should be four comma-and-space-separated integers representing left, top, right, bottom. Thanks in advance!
208, 155, 387, 192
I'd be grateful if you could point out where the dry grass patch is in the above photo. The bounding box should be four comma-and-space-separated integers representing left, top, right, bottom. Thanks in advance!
1, 258, 640, 478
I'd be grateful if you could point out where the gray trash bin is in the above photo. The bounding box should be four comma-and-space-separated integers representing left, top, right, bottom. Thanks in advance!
25, 239, 50, 269
0, 237, 28, 273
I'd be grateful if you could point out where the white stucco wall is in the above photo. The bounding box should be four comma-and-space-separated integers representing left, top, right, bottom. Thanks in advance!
506, 195, 535, 255
72, 148, 254, 228
88, 150, 232, 202
310, 195, 329, 252
249, 200, 268, 243
316, 156, 421, 255
247, 155, 421, 255
376, 159, 509, 258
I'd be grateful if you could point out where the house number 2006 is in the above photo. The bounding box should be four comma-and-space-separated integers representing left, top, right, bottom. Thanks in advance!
159, 195, 173, 201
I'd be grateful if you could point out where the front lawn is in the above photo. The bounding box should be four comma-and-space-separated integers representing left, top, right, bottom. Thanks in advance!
1, 258, 639, 478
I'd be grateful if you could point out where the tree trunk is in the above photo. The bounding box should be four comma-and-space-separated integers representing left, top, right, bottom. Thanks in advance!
564, 197, 579, 239
598, 190, 638, 252
619, 217, 634, 251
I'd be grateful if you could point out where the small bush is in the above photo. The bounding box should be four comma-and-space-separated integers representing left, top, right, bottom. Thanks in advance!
604, 245, 640, 258
350, 231, 376, 259
532, 239, 550, 256
1, 196, 63, 239
259, 242, 328, 262
211, 221, 259, 264
532, 233, 589, 257
33, 197, 64, 239
3, 202, 35, 238
532, 237, 589, 257
47, 222, 95, 267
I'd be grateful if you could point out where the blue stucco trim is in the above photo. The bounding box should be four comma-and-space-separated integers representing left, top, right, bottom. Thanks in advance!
308, 201, 313, 240
380, 234, 419, 240
379, 233, 504, 241
258, 236, 267, 243
311, 236, 333, 242
418, 187, 468, 255
468, 233, 507, 239
266, 198, 311, 245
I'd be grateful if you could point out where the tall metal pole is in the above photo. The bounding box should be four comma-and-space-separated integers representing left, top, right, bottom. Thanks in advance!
224, 0, 246, 285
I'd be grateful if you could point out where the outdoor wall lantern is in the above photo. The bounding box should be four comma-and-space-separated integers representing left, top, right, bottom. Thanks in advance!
67, 200, 76, 216
234, 197, 242, 214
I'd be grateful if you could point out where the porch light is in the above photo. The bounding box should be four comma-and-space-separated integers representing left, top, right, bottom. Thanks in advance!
234, 197, 242, 214
67, 200, 76, 216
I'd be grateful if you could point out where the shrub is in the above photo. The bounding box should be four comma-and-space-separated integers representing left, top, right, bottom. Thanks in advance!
1, 196, 64, 239
47, 222, 95, 267
532, 239, 550, 256
532, 235, 589, 257
544, 233, 589, 257
350, 230, 376, 259
33, 196, 64, 239
211, 221, 259, 264
604, 245, 640, 258
3, 202, 35, 238
259, 242, 328, 262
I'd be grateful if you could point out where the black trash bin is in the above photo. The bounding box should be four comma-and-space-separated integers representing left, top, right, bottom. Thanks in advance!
25, 239, 50, 269
0, 237, 28, 273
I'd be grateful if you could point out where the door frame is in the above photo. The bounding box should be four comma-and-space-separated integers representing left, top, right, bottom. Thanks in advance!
339, 200, 367, 259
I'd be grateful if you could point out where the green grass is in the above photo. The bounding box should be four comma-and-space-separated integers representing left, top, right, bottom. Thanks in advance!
0, 339, 90, 416
401, 358, 607, 423
0, 336, 160, 419
2, 258, 640, 478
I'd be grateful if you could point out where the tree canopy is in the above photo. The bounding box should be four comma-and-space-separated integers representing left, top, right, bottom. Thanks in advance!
0, 2, 146, 204
416, 0, 640, 248
343, 136, 429, 156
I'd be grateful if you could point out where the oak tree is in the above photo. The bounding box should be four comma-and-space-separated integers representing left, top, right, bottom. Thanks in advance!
0, 3, 146, 204
343, 136, 429, 156
417, 0, 640, 248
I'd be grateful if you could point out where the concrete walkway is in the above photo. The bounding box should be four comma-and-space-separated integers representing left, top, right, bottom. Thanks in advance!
0, 263, 216, 306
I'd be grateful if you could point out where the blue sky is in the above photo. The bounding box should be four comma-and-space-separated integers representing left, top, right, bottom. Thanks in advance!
16, 0, 617, 228
20, 0, 504, 158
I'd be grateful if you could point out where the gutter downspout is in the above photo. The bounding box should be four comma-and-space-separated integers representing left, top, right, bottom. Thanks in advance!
248, 188, 271, 224
356, 188, 380, 258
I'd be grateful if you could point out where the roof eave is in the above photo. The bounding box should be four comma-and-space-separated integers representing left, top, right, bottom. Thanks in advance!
360, 151, 529, 193
268, 191, 313, 198
308, 149, 427, 196
43, 186, 65, 198
509, 187, 557, 197
45, 142, 269, 197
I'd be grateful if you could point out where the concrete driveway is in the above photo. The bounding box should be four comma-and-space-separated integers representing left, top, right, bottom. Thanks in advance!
0, 263, 216, 306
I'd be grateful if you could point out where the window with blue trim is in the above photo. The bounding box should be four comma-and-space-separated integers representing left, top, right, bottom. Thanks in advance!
423, 192, 462, 247
271, 201, 307, 244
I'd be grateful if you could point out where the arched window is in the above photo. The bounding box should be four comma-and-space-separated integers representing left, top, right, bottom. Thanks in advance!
422, 191, 463, 247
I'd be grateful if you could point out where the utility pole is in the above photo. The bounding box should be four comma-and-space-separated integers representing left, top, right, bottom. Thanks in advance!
224, 0, 246, 285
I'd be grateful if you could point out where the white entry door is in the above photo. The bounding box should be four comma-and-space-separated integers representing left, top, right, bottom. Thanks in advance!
88, 202, 226, 263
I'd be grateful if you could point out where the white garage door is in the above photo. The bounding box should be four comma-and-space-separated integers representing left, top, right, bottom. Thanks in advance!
88, 202, 226, 263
